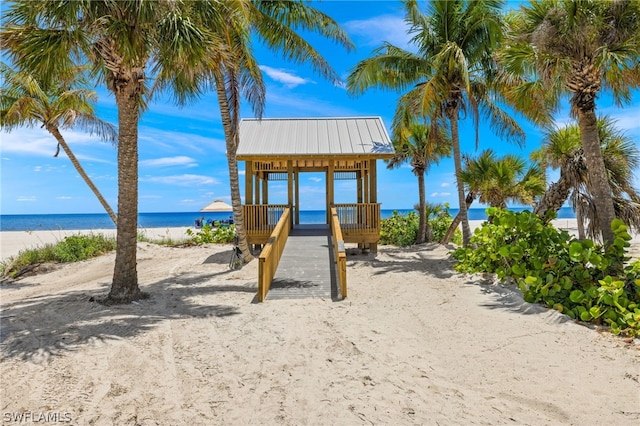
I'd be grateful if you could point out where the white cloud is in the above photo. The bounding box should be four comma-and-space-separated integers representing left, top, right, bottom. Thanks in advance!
430, 192, 451, 197
259, 65, 314, 88
308, 177, 323, 183
56, 196, 72, 200
141, 174, 219, 186
140, 156, 197, 168
440, 182, 450, 188
138, 127, 226, 155
344, 15, 413, 50
17, 196, 36, 202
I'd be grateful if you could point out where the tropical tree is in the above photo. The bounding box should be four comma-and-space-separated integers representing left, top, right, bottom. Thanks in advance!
200, 1, 353, 262
347, 0, 525, 247
442, 149, 545, 242
387, 119, 451, 244
2, 0, 216, 303
0, 63, 118, 225
532, 116, 640, 239
500, 0, 640, 245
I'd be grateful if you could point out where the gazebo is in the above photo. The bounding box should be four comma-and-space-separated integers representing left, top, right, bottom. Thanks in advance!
237, 117, 394, 252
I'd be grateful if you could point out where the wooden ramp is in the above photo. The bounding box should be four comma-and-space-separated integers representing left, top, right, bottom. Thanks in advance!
266, 225, 338, 300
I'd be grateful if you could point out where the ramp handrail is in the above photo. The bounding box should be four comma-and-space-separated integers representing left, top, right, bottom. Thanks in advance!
257, 208, 291, 302
330, 207, 347, 298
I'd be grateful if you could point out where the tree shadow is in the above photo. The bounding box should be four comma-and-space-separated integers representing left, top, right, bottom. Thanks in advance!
0, 268, 256, 362
346, 243, 458, 280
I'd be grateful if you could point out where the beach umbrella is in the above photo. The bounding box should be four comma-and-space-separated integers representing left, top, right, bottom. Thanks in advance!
200, 199, 233, 212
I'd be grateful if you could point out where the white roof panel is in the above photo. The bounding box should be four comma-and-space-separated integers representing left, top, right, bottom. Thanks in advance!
237, 117, 394, 158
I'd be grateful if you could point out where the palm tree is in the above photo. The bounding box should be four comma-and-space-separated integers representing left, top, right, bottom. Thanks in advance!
0, 63, 118, 225
500, 0, 640, 245
198, 1, 353, 262
3, 1, 216, 303
442, 150, 545, 242
388, 119, 451, 244
347, 0, 524, 247
532, 116, 640, 239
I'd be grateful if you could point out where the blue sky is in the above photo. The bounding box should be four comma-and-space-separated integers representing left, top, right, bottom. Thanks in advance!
1, 0, 639, 215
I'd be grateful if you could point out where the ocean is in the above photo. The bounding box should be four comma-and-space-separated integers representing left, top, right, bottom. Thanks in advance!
0, 207, 576, 232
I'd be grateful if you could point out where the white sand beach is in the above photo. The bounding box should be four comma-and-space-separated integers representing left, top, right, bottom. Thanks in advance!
1, 221, 639, 425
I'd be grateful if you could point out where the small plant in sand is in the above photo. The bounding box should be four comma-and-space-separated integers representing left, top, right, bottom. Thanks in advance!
453, 208, 640, 336
186, 224, 236, 244
1, 233, 116, 279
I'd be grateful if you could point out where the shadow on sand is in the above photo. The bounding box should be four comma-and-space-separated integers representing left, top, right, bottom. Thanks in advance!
0, 266, 256, 362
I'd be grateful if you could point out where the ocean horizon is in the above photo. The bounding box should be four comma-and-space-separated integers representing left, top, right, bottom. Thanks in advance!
0, 207, 576, 232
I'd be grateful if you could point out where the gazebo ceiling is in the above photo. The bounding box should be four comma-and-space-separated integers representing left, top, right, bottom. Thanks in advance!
237, 117, 394, 160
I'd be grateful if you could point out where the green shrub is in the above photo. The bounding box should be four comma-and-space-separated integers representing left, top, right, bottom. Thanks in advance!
185, 223, 236, 244
1, 233, 116, 279
453, 208, 640, 336
429, 203, 463, 245
380, 211, 419, 246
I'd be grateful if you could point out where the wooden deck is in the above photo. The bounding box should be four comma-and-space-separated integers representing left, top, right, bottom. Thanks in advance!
266, 225, 340, 301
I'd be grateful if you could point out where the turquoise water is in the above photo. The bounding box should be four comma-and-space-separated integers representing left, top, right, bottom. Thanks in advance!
0, 207, 576, 232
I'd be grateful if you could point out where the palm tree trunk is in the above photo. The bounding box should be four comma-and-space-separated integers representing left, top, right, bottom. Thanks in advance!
442, 191, 475, 244
48, 127, 117, 226
449, 112, 471, 246
577, 108, 616, 245
214, 76, 253, 263
533, 175, 572, 222
416, 172, 426, 244
108, 85, 143, 303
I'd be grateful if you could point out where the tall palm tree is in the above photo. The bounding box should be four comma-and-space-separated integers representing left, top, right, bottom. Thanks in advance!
197, 1, 353, 262
388, 119, 451, 244
532, 116, 640, 239
0, 63, 118, 225
500, 0, 640, 245
347, 0, 524, 246
3, 0, 216, 303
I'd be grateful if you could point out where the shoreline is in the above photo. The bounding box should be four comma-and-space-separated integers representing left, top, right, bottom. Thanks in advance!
2, 219, 638, 262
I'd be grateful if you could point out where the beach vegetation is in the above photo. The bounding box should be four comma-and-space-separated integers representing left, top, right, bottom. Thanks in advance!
499, 0, 640, 246
387, 119, 451, 244
0, 63, 118, 225
443, 150, 545, 242
453, 208, 640, 336
1, 234, 116, 280
532, 116, 640, 240
380, 205, 461, 246
348, 0, 527, 247
185, 224, 236, 244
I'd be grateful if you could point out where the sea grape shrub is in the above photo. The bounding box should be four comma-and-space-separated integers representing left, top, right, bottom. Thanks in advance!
379, 211, 419, 246
379, 206, 462, 246
185, 223, 236, 244
453, 208, 640, 336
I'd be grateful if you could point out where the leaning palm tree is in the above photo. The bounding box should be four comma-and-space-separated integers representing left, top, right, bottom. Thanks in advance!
348, 0, 525, 246
198, 1, 353, 262
500, 0, 640, 245
3, 1, 217, 303
532, 116, 640, 239
388, 118, 451, 244
0, 63, 118, 225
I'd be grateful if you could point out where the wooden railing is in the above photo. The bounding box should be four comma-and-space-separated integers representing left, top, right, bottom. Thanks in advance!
330, 208, 347, 299
333, 203, 380, 243
243, 204, 289, 244
257, 208, 291, 302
